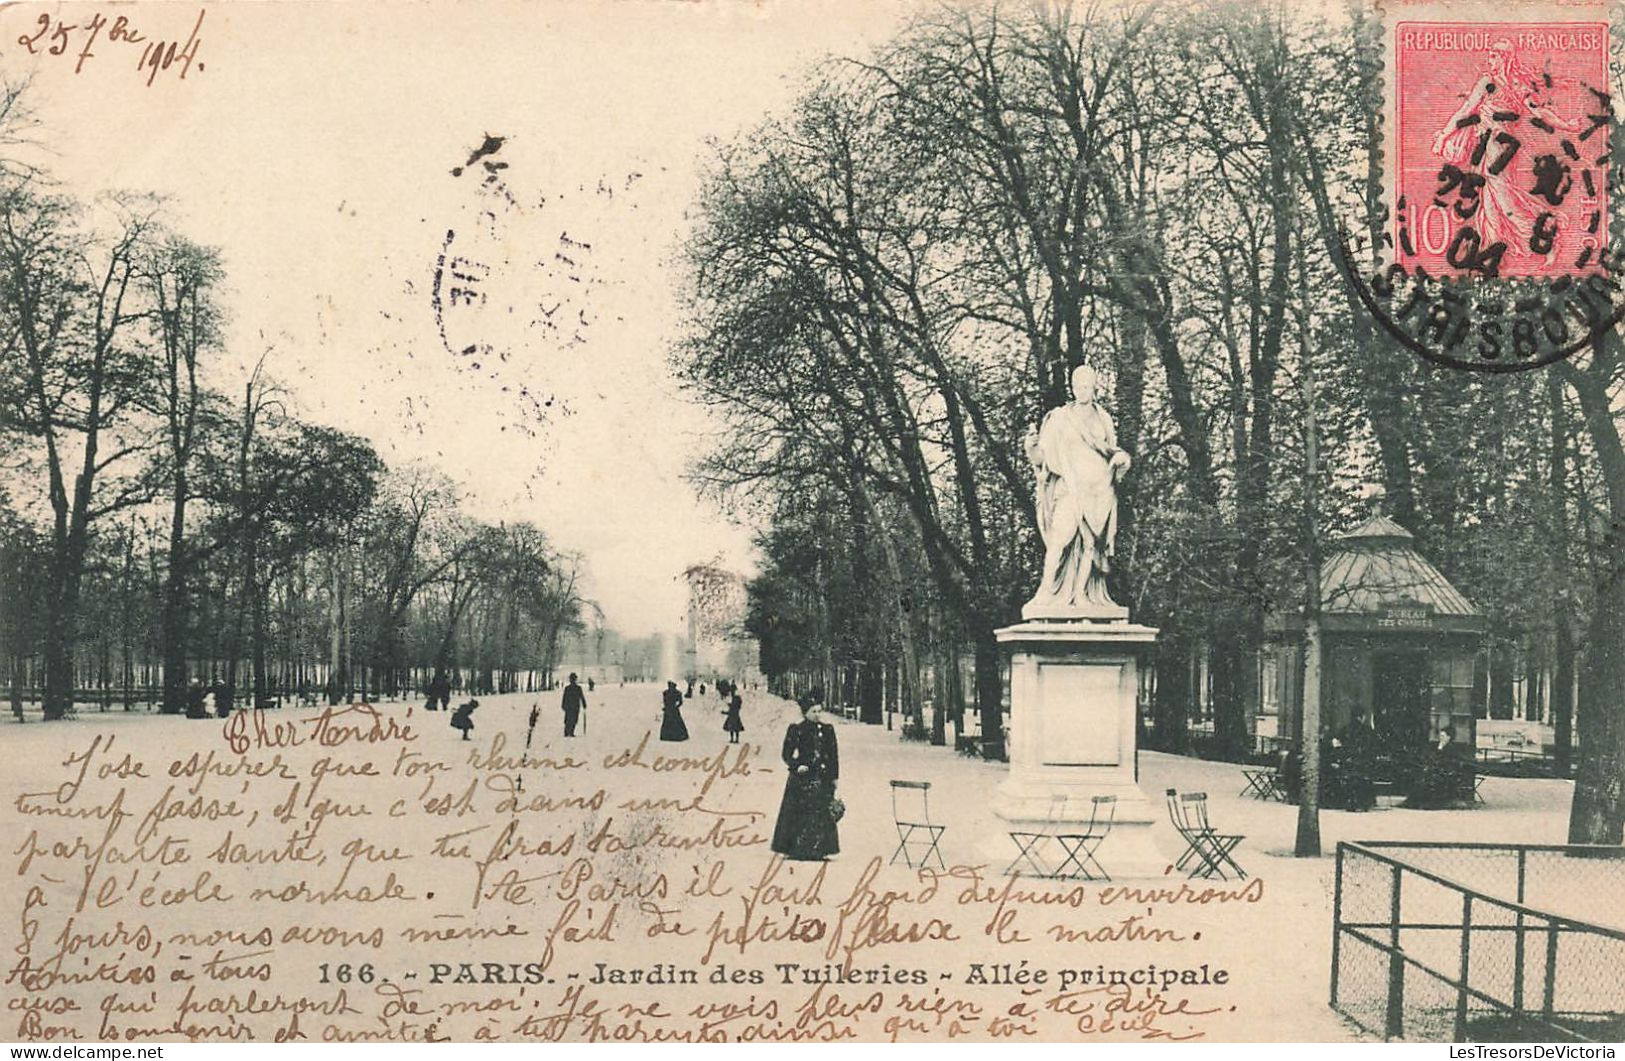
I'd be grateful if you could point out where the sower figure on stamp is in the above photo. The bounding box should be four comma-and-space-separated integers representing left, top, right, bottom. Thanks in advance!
1430, 40, 1584, 270
561, 672, 585, 737
1024, 364, 1132, 619
771, 694, 840, 861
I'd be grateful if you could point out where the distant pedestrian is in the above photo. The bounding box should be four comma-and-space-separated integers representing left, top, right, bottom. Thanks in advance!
587, 677, 595, 692
432, 673, 452, 712
685, 679, 694, 700
723, 690, 744, 744
451, 699, 478, 740
660, 681, 690, 742
561, 673, 586, 737
11, 685, 23, 724
186, 679, 209, 719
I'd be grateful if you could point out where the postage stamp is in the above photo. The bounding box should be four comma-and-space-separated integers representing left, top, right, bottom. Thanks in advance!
1392, 21, 1609, 277
7, 0, 1625, 1046
1362, 0, 1624, 369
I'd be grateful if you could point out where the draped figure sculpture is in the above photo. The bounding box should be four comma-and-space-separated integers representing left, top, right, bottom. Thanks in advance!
1023, 364, 1132, 620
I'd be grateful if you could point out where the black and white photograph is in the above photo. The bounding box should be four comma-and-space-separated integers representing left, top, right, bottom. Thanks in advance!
0, 0, 1621, 1046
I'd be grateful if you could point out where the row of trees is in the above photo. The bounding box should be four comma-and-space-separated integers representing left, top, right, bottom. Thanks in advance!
0, 91, 587, 720
674, 4, 1625, 841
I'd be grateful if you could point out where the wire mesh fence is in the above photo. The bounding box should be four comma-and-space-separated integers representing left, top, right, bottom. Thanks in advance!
1331, 841, 1625, 1042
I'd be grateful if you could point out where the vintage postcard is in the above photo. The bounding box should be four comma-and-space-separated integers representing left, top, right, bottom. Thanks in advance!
1, 0, 1622, 1046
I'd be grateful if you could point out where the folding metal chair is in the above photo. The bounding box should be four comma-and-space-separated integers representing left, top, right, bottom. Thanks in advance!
1165, 788, 1246, 880
1005, 793, 1070, 877
1239, 767, 1279, 800
890, 780, 946, 869
1054, 795, 1116, 882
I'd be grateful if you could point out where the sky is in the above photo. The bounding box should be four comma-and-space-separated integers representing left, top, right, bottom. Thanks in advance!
10, 0, 913, 638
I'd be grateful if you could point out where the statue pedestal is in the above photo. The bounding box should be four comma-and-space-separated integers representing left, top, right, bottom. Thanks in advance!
990, 620, 1166, 879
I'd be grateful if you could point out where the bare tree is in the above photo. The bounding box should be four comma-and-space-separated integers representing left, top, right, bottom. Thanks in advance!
143, 231, 223, 713
0, 187, 160, 719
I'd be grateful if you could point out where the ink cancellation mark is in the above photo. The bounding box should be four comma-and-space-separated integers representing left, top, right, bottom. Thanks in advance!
1394, 22, 1607, 279
421, 133, 570, 438
1353, 9, 1623, 371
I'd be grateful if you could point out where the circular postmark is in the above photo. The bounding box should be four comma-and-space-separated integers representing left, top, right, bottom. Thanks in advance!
1346, 12, 1623, 372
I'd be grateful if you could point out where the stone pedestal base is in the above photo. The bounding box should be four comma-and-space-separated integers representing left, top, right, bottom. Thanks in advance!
1020, 600, 1129, 623
990, 620, 1166, 879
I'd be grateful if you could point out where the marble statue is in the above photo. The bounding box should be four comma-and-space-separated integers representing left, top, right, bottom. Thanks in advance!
1023, 364, 1131, 620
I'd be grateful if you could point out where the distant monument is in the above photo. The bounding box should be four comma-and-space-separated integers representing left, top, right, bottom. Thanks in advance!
682, 563, 758, 683
992, 364, 1162, 877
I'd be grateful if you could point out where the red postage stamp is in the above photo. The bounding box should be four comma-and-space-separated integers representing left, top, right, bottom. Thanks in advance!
1392, 20, 1610, 278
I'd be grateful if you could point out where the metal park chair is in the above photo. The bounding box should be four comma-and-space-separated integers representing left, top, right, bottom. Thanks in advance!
890, 780, 946, 870
1054, 795, 1116, 882
1239, 765, 1283, 801
1005, 794, 1116, 881
1006, 793, 1071, 878
1165, 788, 1246, 881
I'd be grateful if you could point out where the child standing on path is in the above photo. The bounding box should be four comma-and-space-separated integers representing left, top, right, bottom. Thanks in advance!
722, 690, 744, 744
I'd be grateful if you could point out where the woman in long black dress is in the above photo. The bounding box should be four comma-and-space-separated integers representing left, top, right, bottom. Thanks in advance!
660, 681, 690, 742
770, 697, 839, 861
722, 690, 744, 744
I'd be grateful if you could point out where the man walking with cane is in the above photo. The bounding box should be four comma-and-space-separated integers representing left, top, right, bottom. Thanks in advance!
561, 673, 586, 738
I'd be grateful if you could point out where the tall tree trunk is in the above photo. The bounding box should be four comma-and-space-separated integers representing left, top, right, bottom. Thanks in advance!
941, 382, 1006, 746
42, 487, 94, 721
160, 473, 189, 714
1553, 618, 1575, 775
1152, 636, 1192, 753
251, 563, 267, 706
41, 564, 81, 721
327, 552, 344, 704
1558, 351, 1625, 843
853, 477, 919, 726
932, 629, 954, 747
1113, 312, 1148, 607
972, 628, 1004, 759
1209, 635, 1250, 757
1549, 371, 1575, 774
1571, 560, 1625, 842
1489, 643, 1515, 721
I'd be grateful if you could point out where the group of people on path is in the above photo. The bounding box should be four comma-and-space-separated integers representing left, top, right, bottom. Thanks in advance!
435, 674, 844, 863
496, 674, 751, 747
659, 677, 745, 743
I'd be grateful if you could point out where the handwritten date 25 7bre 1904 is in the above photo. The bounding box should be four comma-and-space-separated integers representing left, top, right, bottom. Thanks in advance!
11, 8, 205, 86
